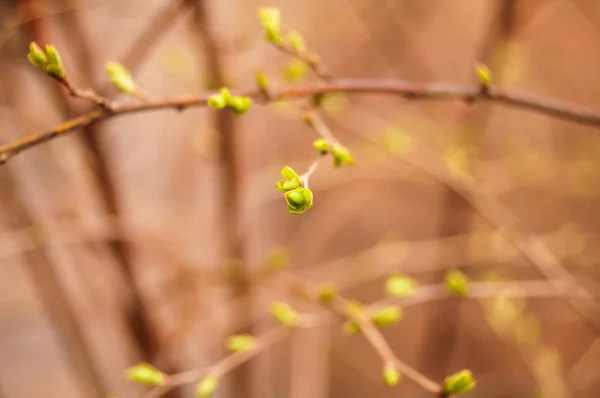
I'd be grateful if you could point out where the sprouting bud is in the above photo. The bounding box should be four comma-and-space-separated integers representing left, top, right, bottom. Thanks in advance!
332, 143, 355, 168
383, 362, 401, 386
276, 166, 302, 192
229, 96, 252, 114
312, 138, 329, 154
207, 94, 227, 109
226, 334, 257, 353
27, 42, 47, 68
106, 61, 136, 94
258, 7, 282, 44
265, 246, 289, 271
270, 301, 300, 327
44, 45, 65, 79
288, 31, 307, 53
371, 305, 402, 327
283, 59, 308, 82
256, 70, 269, 93
196, 376, 219, 397
385, 275, 418, 298
443, 369, 476, 394
318, 283, 336, 303
220, 87, 232, 104
476, 64, 492, 88
125, 363, 167, 386
343, 320, 360, 335
284, 187, 313, 214
445, 269, 469, 296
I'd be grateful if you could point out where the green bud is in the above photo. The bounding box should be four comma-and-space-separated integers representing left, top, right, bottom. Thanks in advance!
229, 96, 252, 114
226, 334, 257, 353
283, 59, 308, 82
265, 246, 289, 271
220, 87, 232, 103
276, 166, 302, 192
207, 94, 227, 109
343, 320, 360, 335
44, 45, 65, 79
125, 363, 167, 386
312, 138, 329, 154
27, 42, 47, 68
258, 7, 282, 44
332, 143, 355, 168
284, 187, 313, 214
318, 283, 336, 303
256, 71, 269, 92
196, 376, 219, 397
270, 301, 299, 327
385, 275, 418, 298
443, 369, 476, 394
106, 61, 136, 93
476, 64, 492, 87
445, 269, 469, 296
371, 305, 402, 327
383, 362, 401, 386
288, 31, 307, 53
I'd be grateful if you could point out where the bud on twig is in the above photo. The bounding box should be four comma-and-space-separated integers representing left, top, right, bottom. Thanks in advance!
443, 369, 476, 394
125, 363, 167, 386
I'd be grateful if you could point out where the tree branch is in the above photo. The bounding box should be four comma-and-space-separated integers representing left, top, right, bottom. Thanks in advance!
4, 78, 600, 164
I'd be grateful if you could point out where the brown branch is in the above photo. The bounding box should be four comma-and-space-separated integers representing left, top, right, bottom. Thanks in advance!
185, 2, 252, 398
280, 272, 444, 395
144, 326, 289, 398
4, 79, 600, 164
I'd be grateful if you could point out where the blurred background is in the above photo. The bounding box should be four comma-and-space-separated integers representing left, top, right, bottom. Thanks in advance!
1, 0, 600, 397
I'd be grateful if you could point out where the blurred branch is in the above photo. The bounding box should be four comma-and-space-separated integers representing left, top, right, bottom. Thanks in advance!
6, 78, 600, 164
185, 2, 251, 398
328, 110, 600, 333
143, 326, 289, 398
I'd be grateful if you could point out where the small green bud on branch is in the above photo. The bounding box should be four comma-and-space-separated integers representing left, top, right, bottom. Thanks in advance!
258, 7, 282, 44
476, 64, 492, 88
196, 376, 219, 397
27, 42, 66, 79
226, 334, 257, 353
385, 275, 418, 298
284, 187, 313, 214
312, 138, 330, 154
106, 61, 136, 94
318, 283, 336, 303
332, 143, 355, 167
269, 301, 300, 327
371, 305, 403, 327
443, 369, 476, 394
383, 362, 401, 386
445, 269, 469, 296
125, 363, 167, 386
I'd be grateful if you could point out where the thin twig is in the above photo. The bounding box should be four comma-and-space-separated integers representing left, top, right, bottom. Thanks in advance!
281, 273, 444, 395
5, 78, 600, 164
144, 326, 289, 398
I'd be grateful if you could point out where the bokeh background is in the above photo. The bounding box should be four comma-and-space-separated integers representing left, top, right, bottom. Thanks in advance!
1, 0, 600, 397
